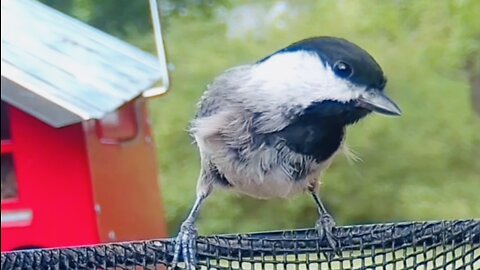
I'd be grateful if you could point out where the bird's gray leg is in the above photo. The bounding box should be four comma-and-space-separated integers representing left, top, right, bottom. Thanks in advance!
308, 185, 340, 256
171, 194, 207, 269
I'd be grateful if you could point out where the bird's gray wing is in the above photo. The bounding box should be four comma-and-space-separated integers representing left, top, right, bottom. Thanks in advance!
194, 65, 293, 134
195, 65, 250, 119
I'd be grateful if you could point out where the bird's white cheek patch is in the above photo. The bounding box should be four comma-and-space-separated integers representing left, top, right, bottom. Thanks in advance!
249, 51, 362, 106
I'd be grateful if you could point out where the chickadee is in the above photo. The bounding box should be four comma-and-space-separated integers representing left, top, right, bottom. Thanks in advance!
171, 36, 401, 269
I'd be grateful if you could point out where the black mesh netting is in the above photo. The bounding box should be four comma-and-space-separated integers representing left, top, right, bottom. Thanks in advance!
2, 220, 479, 269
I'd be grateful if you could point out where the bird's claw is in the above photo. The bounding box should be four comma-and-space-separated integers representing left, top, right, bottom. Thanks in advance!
315, 213, 341, 258
171, 220, 198, 270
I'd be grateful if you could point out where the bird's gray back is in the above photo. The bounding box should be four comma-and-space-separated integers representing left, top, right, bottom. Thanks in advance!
195, 65, 253, 119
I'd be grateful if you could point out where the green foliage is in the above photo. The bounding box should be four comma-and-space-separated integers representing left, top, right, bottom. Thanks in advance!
152, 0, 480, 235
40, 0, 152, 36
39, 0, 231, 36
45, 0, 480, 236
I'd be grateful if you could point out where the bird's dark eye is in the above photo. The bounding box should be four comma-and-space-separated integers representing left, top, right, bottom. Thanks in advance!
333, 61, 353, 78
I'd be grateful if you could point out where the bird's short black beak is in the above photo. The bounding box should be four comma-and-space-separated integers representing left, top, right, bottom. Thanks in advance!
356, 89, 402, 116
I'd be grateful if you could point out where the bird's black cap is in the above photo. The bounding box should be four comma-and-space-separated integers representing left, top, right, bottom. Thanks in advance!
262, 36, 387, 90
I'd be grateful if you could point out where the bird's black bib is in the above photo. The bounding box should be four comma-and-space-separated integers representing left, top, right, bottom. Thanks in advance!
272, 100, 369, 162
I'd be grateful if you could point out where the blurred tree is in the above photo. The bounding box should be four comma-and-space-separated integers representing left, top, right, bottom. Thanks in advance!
465, 53, 480, 116
39, 0, 230, 37
38, 0, 73, 12
40, 0, 151, 36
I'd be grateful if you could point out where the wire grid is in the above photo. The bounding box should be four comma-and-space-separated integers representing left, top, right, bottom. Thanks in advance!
1, 220, 479, 269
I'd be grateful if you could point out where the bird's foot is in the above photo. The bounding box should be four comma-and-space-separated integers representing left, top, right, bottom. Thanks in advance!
171, 219, 198, 270
315, 213, 341, 258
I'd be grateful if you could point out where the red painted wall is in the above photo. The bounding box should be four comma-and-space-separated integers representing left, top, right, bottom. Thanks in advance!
1, 106, 99, 251
1, 99, 167, 251
84, 98, 167, 242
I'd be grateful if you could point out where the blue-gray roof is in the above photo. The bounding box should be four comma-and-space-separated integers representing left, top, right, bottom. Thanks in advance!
1, 0, 166, 127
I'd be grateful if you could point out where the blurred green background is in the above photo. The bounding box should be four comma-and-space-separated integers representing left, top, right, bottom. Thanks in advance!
42, 0, 480, 236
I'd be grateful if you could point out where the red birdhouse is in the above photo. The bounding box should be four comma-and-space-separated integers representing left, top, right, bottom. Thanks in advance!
1, 0, 169, 251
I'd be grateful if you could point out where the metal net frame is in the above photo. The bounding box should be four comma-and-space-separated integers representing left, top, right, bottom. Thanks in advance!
2, 220, 479, 269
